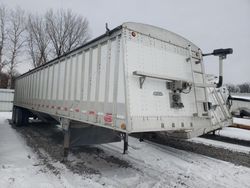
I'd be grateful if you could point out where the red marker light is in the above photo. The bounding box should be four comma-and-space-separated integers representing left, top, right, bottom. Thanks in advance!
131, 31, 136, 37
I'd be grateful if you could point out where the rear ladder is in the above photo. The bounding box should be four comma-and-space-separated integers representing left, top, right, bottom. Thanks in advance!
188, 45, 210, 118
187, 45, 231, 123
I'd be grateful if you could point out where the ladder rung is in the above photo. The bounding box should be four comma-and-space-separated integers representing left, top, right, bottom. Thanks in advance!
214, 102, 226, 105
195, 83, 215, 88
198, 115, 211, 119
202, 113, 209, 116
197, 100, 208, 103
193, 70, 203, 74
192, 55, 200, 60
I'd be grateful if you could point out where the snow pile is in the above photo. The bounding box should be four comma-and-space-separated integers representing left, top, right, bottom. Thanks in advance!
190, 127, 250, 154
217, 127, 250, 141
190, 137, 250, 154
233, 118, 250, 126
0, 113, 102, 188
231, 95, 250, 100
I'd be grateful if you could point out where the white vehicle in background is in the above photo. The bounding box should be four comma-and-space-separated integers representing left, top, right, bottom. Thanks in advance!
206, 76, 250, 119
12, 22, 233, 156
229, 94, 250, 118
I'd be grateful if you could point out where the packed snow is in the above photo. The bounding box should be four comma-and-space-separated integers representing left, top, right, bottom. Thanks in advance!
233, 117, 250, 126
216, 127, 250, 141
1, 112, 250, 188
190, 126, 250, 154
231, 95, 250, 100
0, 112, 102, 188
190, 136, 250, 154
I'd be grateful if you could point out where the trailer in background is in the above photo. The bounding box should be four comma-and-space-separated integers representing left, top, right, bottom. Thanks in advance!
12, 22, 233, 156
0, 89, 14, 112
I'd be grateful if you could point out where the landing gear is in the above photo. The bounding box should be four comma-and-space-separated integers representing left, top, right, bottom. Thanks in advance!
63, 130, 70, 161
61, 118, 70, 161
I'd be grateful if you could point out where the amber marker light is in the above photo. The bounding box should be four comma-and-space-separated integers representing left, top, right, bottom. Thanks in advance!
120, 123, 126, 130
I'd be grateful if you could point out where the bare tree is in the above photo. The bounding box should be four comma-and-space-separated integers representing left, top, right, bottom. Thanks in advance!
0, 4, 8, 73
0, 71, 8, 88
238, 82, 250, 93
226, 84, 237, 93
45, 9, 90, 57
26, 14, 51, 67
6, 7, 26, 88
226, 83, 250, 93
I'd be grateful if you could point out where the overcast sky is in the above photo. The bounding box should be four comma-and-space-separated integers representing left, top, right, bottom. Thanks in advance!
1, 0, 250, 84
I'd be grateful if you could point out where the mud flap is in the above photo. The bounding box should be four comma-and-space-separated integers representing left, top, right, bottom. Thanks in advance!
69, 125, 121, 147
61, 119, 122, 160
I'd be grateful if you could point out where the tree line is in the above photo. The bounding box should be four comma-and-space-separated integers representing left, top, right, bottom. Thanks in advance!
226, 83, 250, 93
0, 4, 90, 88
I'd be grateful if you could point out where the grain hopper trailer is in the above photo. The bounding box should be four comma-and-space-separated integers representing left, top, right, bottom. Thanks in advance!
12, 22, 233, 155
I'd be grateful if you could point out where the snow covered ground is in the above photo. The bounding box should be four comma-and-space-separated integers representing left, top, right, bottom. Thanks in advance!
0, 112, 102, 188
190, 126, 250, 154
190, 118, 250, 154
231, 94, 250, 100
233, 117, 250, 126
1, 112, 250, 188
216, 126, 250, 141
190, 136, 250, 154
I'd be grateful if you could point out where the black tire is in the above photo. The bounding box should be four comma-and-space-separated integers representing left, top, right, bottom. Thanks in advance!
15, 107, 29, 127
15, 107, 22, 127
12, 106, 16, 124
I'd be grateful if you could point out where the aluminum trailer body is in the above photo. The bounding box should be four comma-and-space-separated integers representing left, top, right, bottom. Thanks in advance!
13, 22, 232, 152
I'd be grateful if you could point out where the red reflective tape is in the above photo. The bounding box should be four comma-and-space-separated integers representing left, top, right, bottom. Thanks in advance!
88, 111, 96, 115
104, 113, 112, 123
75, 109, 80, 112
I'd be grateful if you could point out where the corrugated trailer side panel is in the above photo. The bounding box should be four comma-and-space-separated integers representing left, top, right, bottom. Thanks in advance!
14, 31, 127, 132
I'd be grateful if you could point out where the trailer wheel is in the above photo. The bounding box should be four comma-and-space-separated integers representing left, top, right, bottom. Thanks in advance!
12, 106, 16, 125
15, 107, 29, 127
15, 107, 22, 127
